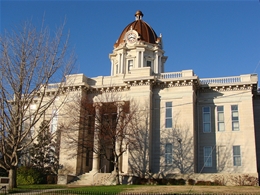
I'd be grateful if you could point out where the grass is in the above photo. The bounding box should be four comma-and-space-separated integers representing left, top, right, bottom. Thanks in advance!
8, 184, 67, 194
9, 184, 260, 194
17, 184, 67, 189
66, 185, 136, 194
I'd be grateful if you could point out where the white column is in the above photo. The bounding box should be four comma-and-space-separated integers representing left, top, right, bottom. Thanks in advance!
119, 54, 122, 74
121, 52, 125, 74
114, 101, 125, 173
158, 56, 161, 74
154, 51, 159, 74
141, 51, 144, 68
136, 51, 140, 68
110, 60, 114, 76
90, 103, 101, 173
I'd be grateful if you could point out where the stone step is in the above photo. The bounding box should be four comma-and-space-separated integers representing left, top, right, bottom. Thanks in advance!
69, 173, 116, 186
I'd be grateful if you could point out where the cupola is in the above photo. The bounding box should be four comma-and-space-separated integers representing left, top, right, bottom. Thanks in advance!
109, 11, 167, 76
114, 11, 162, 48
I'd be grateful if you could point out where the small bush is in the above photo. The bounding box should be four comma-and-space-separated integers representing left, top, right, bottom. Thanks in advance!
188, 178, 195, 185
46, 175, 57, 184
229, 174, 258, 186
168, 178, 186, 185
17, 166, 44, 185
213, 175, 226, 186
135, 177, 148, 185
195, 180, 213, 185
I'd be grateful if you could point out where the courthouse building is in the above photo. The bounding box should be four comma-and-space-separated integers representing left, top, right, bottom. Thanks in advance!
48, 11, 260, 184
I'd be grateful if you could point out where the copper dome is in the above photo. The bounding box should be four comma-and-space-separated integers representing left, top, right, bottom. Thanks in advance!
114, 11, 158, 48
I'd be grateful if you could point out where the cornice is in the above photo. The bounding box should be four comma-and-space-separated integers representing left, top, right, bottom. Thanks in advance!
87, 85, 130, 94
199, 83, 257, 93
154, 78, 199, 89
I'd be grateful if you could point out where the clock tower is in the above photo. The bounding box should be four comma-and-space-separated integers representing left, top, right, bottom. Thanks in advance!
109, 11, 167, 76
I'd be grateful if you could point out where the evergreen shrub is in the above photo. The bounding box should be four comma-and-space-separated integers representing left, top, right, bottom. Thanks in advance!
17, 166, 44, 185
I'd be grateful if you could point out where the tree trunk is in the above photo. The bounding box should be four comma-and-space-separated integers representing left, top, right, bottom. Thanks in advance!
9, 167, 17, 189
114, 157, 120, 185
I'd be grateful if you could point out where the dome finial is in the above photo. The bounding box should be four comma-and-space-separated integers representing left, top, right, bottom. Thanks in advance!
135, 10, 143, 20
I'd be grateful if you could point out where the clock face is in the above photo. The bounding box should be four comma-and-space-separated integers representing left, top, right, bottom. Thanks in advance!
127, 32, 137, 43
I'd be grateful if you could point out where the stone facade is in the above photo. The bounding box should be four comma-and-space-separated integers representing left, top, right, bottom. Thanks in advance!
34, 11, 260, 184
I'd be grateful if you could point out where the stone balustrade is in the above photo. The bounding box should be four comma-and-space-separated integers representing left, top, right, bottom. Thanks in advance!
200, 76, 241, 85
158, 70, 195, 79
159, 72, 182, 79
47, 83, 60, 89
200, 74, 257, 85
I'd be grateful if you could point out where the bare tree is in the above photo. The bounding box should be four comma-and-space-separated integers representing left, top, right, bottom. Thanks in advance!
128, 104, 150, 179
129, 112, 194, 183
61, 92, 140, 185
159, 117, 194, 176
0, 21, 75, 188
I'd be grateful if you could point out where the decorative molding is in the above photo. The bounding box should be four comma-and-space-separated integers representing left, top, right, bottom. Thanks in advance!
87, 85, 130, 94
126, 79, 153, 87
154, 79, 198, 89
199, 84, 256, 92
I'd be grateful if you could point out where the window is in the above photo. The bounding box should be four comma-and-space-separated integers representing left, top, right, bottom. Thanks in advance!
203, 107, 211, 133
217, 106, 225, 131
50, 109, 58, 133
86, 148, 90, 166
233, 146, 241, 166
147, 61, 151, 67
165, 102, 172, 128
165, 143, 172, 164
204, 146, 212, 167
128, 60, 133, 72
87, 115, 94, 134
231, 105, 239, 131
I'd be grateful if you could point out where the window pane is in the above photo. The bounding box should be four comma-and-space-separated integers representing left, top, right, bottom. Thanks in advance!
128, 60, 133, 66
232, 122, 239, 131
203, 113, 210, 122
166, 109, 172, 117
165, 102, 172, 128
233, 146, 240, 155
217, 106, 223, 112
232, 112, 238, 117
204, 147, 212, 167
204, 147, 211, 155
203, 107, 210, 112
204, 157, 212, 167
234, 156, 241, 166
128, 60, 133, 71
166, 144, 172, 153
231, 105, 239, 131
233, 146, 241, 166
218, 112, 224, 121
231, 105, 238, 111
203, 123, 210, 132
165, 154, 172, 164
218, 122, 225, 131
166, 102, 172, 107
165, 143, 172, 164
166, 119, 172, 128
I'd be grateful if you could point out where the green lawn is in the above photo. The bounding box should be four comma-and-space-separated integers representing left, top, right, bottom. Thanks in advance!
11, 184, 260, 194
17, 184, 67, 189
13, 185, 134, 194
66, 185, 136, 194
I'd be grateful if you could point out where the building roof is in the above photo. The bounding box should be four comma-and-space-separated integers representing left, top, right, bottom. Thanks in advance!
114, 10, 159, 48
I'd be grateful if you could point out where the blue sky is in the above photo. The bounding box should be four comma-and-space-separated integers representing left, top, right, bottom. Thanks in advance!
1, 0, 260, 79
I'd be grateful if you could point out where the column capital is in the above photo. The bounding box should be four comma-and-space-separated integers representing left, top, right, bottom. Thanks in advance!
93, 102, 102, 108
114, 101, 125, 107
